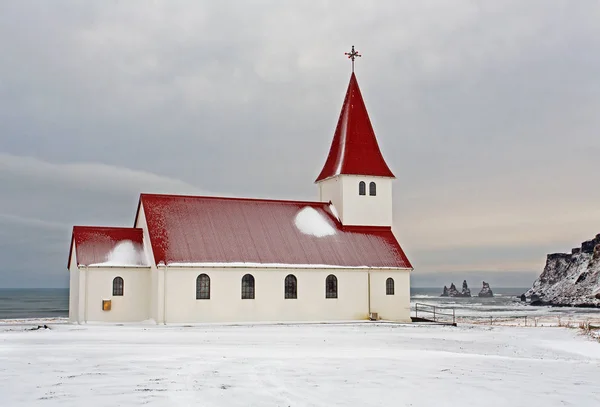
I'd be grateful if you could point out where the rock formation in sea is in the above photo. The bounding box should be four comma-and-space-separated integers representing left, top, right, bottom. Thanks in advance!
440, 281, 472, 297
478, 281, 494, 297
461, 280, 471, 297
524, 234, 600, 307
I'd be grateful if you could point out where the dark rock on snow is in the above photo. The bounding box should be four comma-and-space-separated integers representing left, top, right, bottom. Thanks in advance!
478, 281, 494, 297
524, 233, 600, 307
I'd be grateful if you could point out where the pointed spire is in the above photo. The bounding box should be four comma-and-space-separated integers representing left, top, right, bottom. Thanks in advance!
315, 73, 395, 182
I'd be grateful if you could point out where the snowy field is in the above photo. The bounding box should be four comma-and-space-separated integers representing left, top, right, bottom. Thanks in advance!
1, 322, 599, 406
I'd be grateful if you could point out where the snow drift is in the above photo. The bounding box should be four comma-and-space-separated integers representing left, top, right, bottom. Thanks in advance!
294, 207, 336, 237
90, 240, 147, 267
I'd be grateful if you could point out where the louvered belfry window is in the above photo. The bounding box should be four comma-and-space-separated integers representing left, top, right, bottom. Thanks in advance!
112, 277, 124, 296
196, 274, 210, 299
242, 274, 255, 299
325, 274, 337, 299
369, 182, 376, 196
359, 181, 366, 195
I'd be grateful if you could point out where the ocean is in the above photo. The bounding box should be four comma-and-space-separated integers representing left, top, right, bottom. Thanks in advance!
0, 289, 69, 320
0, 287, 597, 321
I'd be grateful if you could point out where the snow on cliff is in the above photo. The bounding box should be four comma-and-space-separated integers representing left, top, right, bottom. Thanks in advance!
525, 234, 600, 307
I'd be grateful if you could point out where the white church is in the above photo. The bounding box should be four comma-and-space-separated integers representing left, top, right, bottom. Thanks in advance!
67, 66, 414, 324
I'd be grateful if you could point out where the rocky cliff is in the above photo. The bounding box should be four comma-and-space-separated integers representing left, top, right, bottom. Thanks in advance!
524, 234, 600, 307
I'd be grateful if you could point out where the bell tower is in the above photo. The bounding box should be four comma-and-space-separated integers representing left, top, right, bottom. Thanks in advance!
315, 51, 395, 227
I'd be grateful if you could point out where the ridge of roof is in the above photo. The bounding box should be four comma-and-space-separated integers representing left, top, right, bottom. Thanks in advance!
72, 225, 143, 231
315, 72, 395, 182
139, 193, 329, 206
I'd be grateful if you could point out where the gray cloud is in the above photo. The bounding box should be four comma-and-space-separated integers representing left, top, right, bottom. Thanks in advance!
1, 1, 599, 287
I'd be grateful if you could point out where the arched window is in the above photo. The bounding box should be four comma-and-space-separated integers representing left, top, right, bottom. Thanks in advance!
359, 181, 366, 196
241, 274, 255, 299
196, 274, 210, 299
112, 277, 124, 296
369, 182, 376, 196
284, 274, 297, 299
386, 278, 395, 295
325, 274, 338, 299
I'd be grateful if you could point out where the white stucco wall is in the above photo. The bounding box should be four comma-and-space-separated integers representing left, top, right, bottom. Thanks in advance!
134, 202, 161, 322
318, 175, 393, 226
369, 270, 411, 322
163, 268, 373, 323
68, 245, 79, 323
84, 268, 151, 322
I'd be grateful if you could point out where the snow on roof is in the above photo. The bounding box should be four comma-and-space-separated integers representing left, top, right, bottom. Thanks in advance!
69, 226, 148, 268
294, 207, 336, 238
88, 241, 148, 267
315, 73, 395, 182
139, 193, 412, 269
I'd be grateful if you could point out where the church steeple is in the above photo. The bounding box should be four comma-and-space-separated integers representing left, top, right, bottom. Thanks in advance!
315, 61, 395, 227
315, 72, 395, 183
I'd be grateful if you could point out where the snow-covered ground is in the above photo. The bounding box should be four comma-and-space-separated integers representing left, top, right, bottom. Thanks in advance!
1, 322, 599, 406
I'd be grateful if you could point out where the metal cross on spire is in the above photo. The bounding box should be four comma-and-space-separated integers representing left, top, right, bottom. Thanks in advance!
344, 45, 361, 72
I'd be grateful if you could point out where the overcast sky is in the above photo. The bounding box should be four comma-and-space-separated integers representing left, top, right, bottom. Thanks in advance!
1, 1, 599, 288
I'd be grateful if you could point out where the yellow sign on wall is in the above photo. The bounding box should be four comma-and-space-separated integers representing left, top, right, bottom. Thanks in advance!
102, 300, 112, 311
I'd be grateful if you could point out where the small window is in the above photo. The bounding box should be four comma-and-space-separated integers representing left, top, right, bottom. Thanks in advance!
196, 274, 210, 299
325, 274, 338, 299
242, 274, 255, 299
285, 274, 297, 299
112, 277, 124, 296
386, 278, 394, 295
369, 182, 376, 196
359, 181, 366, 195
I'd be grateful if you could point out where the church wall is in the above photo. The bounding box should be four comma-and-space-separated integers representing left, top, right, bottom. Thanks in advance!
369, 270, 411, 322
68, 245, 79, 323
318, 176, 344, 219
134, 202, 161, 322
163, 268, 370, 323
340, 176, 393, 226
84, 268, 151, 322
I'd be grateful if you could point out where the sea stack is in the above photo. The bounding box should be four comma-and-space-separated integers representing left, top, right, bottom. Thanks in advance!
441, 282, 472, 297
461, 280, 472, 297
478, 281, 494, 297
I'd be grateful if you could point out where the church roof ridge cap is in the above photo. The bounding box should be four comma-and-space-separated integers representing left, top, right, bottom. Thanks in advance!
140, 193, 328, 206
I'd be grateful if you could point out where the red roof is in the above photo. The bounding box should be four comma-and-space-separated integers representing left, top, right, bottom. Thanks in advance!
137, 193, 411, 268
68, 226, 145, 267
315, 73, 395, 182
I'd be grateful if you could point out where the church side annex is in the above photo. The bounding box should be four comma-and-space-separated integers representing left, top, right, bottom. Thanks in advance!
67, 50, 413, 324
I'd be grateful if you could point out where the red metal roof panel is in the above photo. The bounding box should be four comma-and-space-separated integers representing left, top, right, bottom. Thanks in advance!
316, 73, 395, 182
69, 226, 145, 267
140, 194, 412, 268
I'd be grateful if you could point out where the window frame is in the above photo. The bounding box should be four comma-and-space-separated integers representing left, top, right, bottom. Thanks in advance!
196, 274, 211, 300
359, 181, 366, 196
284, 274, 297, 299
112, 276, 124, 296
386, 277, 395, 295
325, 274, 338, 299
241, 274, 255, 299
369, 181, 376, 196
